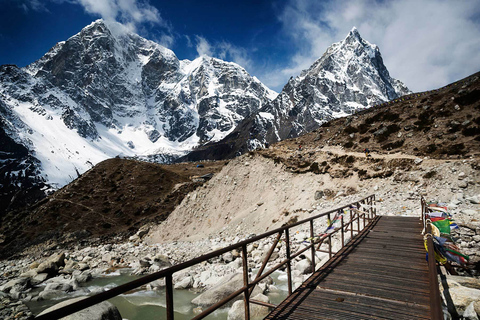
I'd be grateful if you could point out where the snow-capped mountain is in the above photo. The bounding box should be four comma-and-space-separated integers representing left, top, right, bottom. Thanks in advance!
0, 20, 275, 214
181, 27, 411, 161
0, 20, 275, 186
250, 27, 410, 145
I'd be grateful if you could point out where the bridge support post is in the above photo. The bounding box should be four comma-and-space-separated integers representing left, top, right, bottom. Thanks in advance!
285, 229, 292, 295
166, 273, 174, 320
310, 220, 316, 272
242, 244, 250, 320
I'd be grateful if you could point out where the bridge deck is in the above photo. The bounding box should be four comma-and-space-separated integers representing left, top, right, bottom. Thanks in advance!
266, 216, 431, 320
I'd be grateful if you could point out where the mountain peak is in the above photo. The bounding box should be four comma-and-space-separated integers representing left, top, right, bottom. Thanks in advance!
344, 26, 364, 44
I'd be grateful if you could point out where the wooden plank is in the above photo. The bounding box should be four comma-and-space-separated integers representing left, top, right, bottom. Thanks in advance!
266, 215, 432, 319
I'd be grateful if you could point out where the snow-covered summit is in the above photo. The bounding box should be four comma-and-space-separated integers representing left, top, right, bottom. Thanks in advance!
0, 20, 275, 196
249, 28, 411, 144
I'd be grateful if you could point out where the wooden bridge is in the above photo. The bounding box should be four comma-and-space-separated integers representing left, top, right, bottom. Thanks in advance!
266, 216, 433, 319
35, 195, 443, 320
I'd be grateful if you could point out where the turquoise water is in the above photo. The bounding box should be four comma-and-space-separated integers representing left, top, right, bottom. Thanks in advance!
27, 269, 289, 320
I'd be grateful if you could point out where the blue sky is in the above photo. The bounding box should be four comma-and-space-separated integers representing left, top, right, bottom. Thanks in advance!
1, 0, 480, 93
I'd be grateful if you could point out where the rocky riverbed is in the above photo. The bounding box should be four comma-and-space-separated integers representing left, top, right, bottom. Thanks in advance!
1, 197, 480, 319
1, 153, 479, 319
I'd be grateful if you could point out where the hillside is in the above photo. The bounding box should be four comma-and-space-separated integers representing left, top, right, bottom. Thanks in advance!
0, 158, 227, 258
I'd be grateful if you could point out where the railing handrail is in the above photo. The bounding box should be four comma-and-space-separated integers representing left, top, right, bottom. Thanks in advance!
35, 194, 376, 320
421, 197, 444, 320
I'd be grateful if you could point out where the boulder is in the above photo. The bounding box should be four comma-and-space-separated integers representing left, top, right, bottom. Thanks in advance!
39, 289, 65, 300
192, 273, 262, 307
73, 270, 92, 284
466, 195, 480, 204
37, 296, 122, 320
174, 276, 193, 290
20, 269, 38, 278
44, 282, 74, 292
223, 252, 234, 263
464, 302, 479, 320
36, 261, 59, 276
227, 293, 271, 320
0, 278, 30, 293
49, 252, 66, 267
295, 259, 312, 274
153, 255, 172, 269
446, 283, 480, 313
31, 273, 49, 285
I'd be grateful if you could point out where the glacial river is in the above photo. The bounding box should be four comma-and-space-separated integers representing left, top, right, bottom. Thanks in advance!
27, 269, 289, 319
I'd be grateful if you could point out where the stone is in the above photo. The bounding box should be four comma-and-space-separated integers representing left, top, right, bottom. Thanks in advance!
44, 282, 73, 292
129, 234, 140, 242
19, 269, 38, 278
153, 255, 172, 269
139, 259, 151, 268
192, 273, 262, 307
447, 275, 480, 290
36, 261, 58, 276
174, 276, 193, 290
459, 181, 468, 189
37, 296, 122, 319
49, 252, 66, 267
0, 278, 30, 293
466, 195, 480, 204
295, 259, 312, 274
227, 293, 271, 320
74, 270, 92, 284
414, 158, 423, 165
136, 226, 150, 238
464, 302, 479, 320
223, 252, 234, 263
31, 273, 49, 285
39, 289, 65, 300
474, 300, 480, 316
314, 191, 324, 200
447, 282, 480, 312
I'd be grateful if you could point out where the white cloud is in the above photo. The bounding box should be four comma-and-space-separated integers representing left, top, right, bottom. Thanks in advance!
277, 0, 480, 92
217, 41, 253, 70
195, 36, 213, 57
194, 36, 254, 71
19, 0, 50, 12
75, 0, 163, 31
158, 33, 174, 48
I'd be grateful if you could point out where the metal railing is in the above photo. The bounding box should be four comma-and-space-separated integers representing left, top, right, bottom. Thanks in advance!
35, 195, 376, 320
421, 197, 444, 320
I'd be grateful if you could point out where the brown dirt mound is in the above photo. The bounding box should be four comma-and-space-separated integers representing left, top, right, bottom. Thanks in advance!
0, 158, 227, 258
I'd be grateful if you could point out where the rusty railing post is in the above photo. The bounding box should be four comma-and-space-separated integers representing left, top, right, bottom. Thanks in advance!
309, 220, 316, 272
285, 229, 292, 295
249, 232, 282, 297
242, 244, 250, 320
341, 214, 344, 248
350, 209, 353, 239
165, 273, 174, 320
328, 234, 332, 259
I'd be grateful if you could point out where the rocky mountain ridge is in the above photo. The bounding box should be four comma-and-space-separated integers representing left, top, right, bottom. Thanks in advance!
182, 28, 410, 161
0, 20, 275, 215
